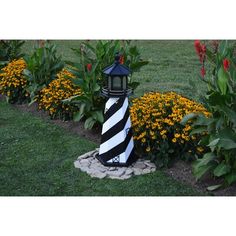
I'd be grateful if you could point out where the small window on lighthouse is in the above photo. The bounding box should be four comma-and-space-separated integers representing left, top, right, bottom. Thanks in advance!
112, 76, 122, 90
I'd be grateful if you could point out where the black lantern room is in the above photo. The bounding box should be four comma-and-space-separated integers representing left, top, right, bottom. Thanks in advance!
101, 53, 133, 97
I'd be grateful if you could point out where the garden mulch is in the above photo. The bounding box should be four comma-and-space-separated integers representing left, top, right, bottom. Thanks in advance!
1, 94, 236, 196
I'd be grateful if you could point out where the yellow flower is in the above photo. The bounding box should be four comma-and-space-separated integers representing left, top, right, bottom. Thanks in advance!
146, 146, 151, 152
172, 138, 177, 143
38, 68, 81, 117
197, 147, 204, 153
174, 133, 181, 138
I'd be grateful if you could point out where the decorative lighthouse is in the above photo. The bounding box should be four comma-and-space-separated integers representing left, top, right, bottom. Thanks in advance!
96, 53, 136, 167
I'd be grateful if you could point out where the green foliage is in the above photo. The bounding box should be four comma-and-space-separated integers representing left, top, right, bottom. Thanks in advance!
185, 40, 236, 189
0, 40, 25, 68
23, 43, 64, 103
67, 40, 149, 89
63, 64, 105, 129
65, 40, 149, 129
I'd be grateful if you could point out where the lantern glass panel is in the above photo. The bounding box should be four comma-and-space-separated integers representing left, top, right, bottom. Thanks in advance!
112, 76, 122, 90
122, 76, 127, 90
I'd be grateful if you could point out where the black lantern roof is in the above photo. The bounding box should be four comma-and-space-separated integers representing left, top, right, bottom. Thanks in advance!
103, 54, 131, 76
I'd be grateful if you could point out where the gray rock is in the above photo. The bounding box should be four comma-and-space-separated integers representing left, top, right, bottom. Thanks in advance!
75, 151, 157, 180
125, 168, 134, 175
144, 161, 156, 169
109, 167, 117, 171
91, 171, 107, 179
74, 160, 81, 168
79, 166, 91, 173
80, 159, 90, 164
133, 168, 143, 175
142, 168, 152, 174
107, 169, 125, 177
133, 162, 146, 169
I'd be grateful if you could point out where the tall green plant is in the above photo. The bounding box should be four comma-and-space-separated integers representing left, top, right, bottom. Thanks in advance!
182, 40, 236, 190
23, 43, 64, 103
65, 40, 149, 129
0, 40, 25, 68
64, 63, 104, 129
67, 40, 149, 90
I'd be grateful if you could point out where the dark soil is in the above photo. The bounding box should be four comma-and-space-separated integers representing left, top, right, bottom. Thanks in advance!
11, 99, 101, 144
1, 94, 236, 196
164, 161, 236, 196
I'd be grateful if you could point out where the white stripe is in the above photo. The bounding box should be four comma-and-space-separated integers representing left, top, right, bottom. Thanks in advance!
107, 138, 134, 163
99, 117, 131, 155
105, 97, 119, 111
102, 98, 128, 134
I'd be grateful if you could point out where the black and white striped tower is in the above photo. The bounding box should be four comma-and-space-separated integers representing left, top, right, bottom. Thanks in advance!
96, 53, 136, 166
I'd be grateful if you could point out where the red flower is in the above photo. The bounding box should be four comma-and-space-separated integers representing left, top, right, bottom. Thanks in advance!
223, 59, 230, 71
194, 40, 201, 54
201, 66, 206, 78
119, 55, 124, 64
194, 40, 206, 63
87, 63, 92, 72
201, 45, 206, 54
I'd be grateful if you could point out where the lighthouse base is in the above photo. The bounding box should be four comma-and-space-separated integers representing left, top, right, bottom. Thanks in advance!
97, 97, 136, 167
96, 149, 137, 167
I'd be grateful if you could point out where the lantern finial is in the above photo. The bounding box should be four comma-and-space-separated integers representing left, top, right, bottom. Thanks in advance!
115, 52, 120, 64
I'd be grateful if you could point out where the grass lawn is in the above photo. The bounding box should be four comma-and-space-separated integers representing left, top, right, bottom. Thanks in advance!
0, 100, 204, 196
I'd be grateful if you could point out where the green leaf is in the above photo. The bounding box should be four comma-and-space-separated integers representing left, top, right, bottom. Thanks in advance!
93, 83, 101, 92
73, 103, 86, 122
216, 105, 236, 126
218, 128, 236, 142
192, 153, 216, 180
84, 117, 96, 130
218, 40, 229, 57
190, 127, 207, 135
180, 113, 198, 125
193, 162, 216, 180
91, 110, 104, 124
130, 61, 149, 71
213, 163, 231, 177
217, 66, 229, 95
129, 81, 140, 90
207, 184, 222, 191
225, 172, 236, 185
207, 138, 220, 148
62, 94, 82, 103
218, 138, 236, 150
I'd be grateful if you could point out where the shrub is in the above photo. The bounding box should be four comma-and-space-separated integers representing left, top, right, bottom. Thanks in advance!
38, 69, 81, 120
184, 40, 236, 190
130, 91, 210, 168
66, 40, 149, 129
67, 40, 149, 90
64, 63, 105, 129
0, 40, 25, 68
0, 58, 29, 103
23, 43, 64, 103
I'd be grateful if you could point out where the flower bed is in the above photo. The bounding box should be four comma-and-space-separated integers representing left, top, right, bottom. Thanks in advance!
130, 91, 210, 167
0, 58, 28, 103
37, 69, 81, 120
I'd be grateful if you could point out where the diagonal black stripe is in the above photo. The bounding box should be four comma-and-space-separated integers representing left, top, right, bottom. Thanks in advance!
104, 97, 125, 121
101, 107, 130, 144
99, 127, 133, 162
